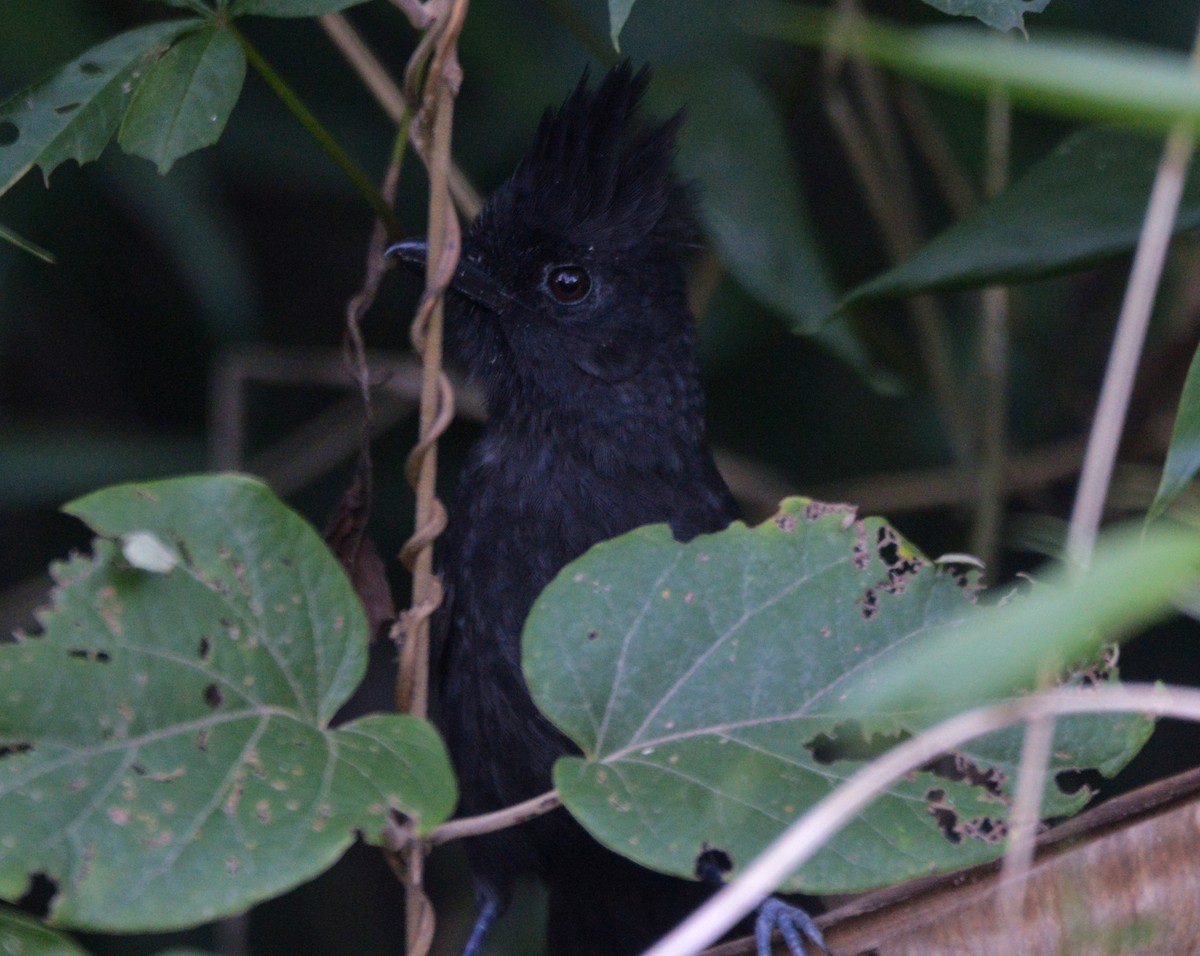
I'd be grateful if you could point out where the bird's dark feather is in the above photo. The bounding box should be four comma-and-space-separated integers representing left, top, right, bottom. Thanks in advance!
434, 62, 740, 955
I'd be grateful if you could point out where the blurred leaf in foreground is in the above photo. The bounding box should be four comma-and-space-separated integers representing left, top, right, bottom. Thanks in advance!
750, 5, 1200, 132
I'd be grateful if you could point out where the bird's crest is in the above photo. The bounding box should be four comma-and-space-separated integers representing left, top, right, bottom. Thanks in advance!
475, 63, 695, 255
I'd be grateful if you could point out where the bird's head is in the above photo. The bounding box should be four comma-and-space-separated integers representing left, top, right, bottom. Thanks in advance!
390, 63, 699, 413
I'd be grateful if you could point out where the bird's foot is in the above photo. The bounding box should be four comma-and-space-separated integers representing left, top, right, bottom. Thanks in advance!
462, 895, 501, 956
755, 897, 829, 956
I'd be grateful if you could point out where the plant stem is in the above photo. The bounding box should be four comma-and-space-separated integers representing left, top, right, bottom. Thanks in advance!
228, 22, 402, 239
970, 88, 1011, 569
1066, 17, 1200, 568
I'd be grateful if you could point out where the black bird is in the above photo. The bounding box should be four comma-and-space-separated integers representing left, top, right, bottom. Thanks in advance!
391, 64, 825, 956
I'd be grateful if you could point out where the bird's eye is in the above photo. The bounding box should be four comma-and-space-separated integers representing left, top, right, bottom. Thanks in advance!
545, 265, 592, 304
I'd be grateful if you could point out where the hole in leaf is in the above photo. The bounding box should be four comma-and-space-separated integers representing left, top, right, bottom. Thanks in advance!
586, 629, 599, 641
961, 816, 1007, 844
204, 683, 223, 709
0, 742, 33, 759
922, 752, 1006, 799
924, 788, 962, 844
1055, 768, 1103, 799
68, 648, 111, 663
695, 845, 734, 882
54, 103, 80, 115
79, 61, 103, 76
199, 636, 212, 660
0, 121, 18, 146
132, 763, 147, 776
807, 721, 909, 764
16, 873, 57, 918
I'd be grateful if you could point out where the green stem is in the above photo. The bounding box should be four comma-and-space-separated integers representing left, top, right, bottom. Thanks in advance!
229, 22, 402, 239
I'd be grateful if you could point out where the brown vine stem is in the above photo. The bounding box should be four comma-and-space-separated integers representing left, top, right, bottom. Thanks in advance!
386, 790, 564, 854
318, 12, 482, 218
388, 5, 469, 952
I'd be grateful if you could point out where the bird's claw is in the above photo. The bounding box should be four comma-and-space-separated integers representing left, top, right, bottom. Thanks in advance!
754, 897, 829, 956
462, 895, 501, 956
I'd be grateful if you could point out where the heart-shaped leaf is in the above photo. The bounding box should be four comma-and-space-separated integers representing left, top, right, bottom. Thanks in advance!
0, 475, 455, 931
524, 499, 1151, 893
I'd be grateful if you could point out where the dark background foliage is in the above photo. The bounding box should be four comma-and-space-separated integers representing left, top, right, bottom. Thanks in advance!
3, 0, 1200, 952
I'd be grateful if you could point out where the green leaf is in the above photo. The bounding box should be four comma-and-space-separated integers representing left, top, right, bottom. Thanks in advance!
0, 20, 199, 196
842, 127, 1200, 305
0, 475, 455, 931
856, 523, 1200, 715
608, 0, 637, 50
118, 24, 246, 174
229, 0, 371, 16
750, 5, 1200, 133
0, 907, 89, 956
524, 499, 1151, 894
920, 0, 1050, 34
651, 66, 838, 334
1150, 343, 1200, 523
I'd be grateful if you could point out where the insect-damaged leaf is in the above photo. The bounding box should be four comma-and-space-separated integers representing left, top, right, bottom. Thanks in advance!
0, 475, 455, 931
524, 499, 1152, 894
0, 20, 200, 197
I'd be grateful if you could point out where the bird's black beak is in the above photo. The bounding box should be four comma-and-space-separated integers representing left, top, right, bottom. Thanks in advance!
387, 238, 510, 314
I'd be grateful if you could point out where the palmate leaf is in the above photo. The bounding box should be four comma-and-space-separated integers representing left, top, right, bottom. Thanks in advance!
118, 23, 247, 174
524, 499, 1152, 894
0, 475, 455, 931
0, 20, 200, 196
